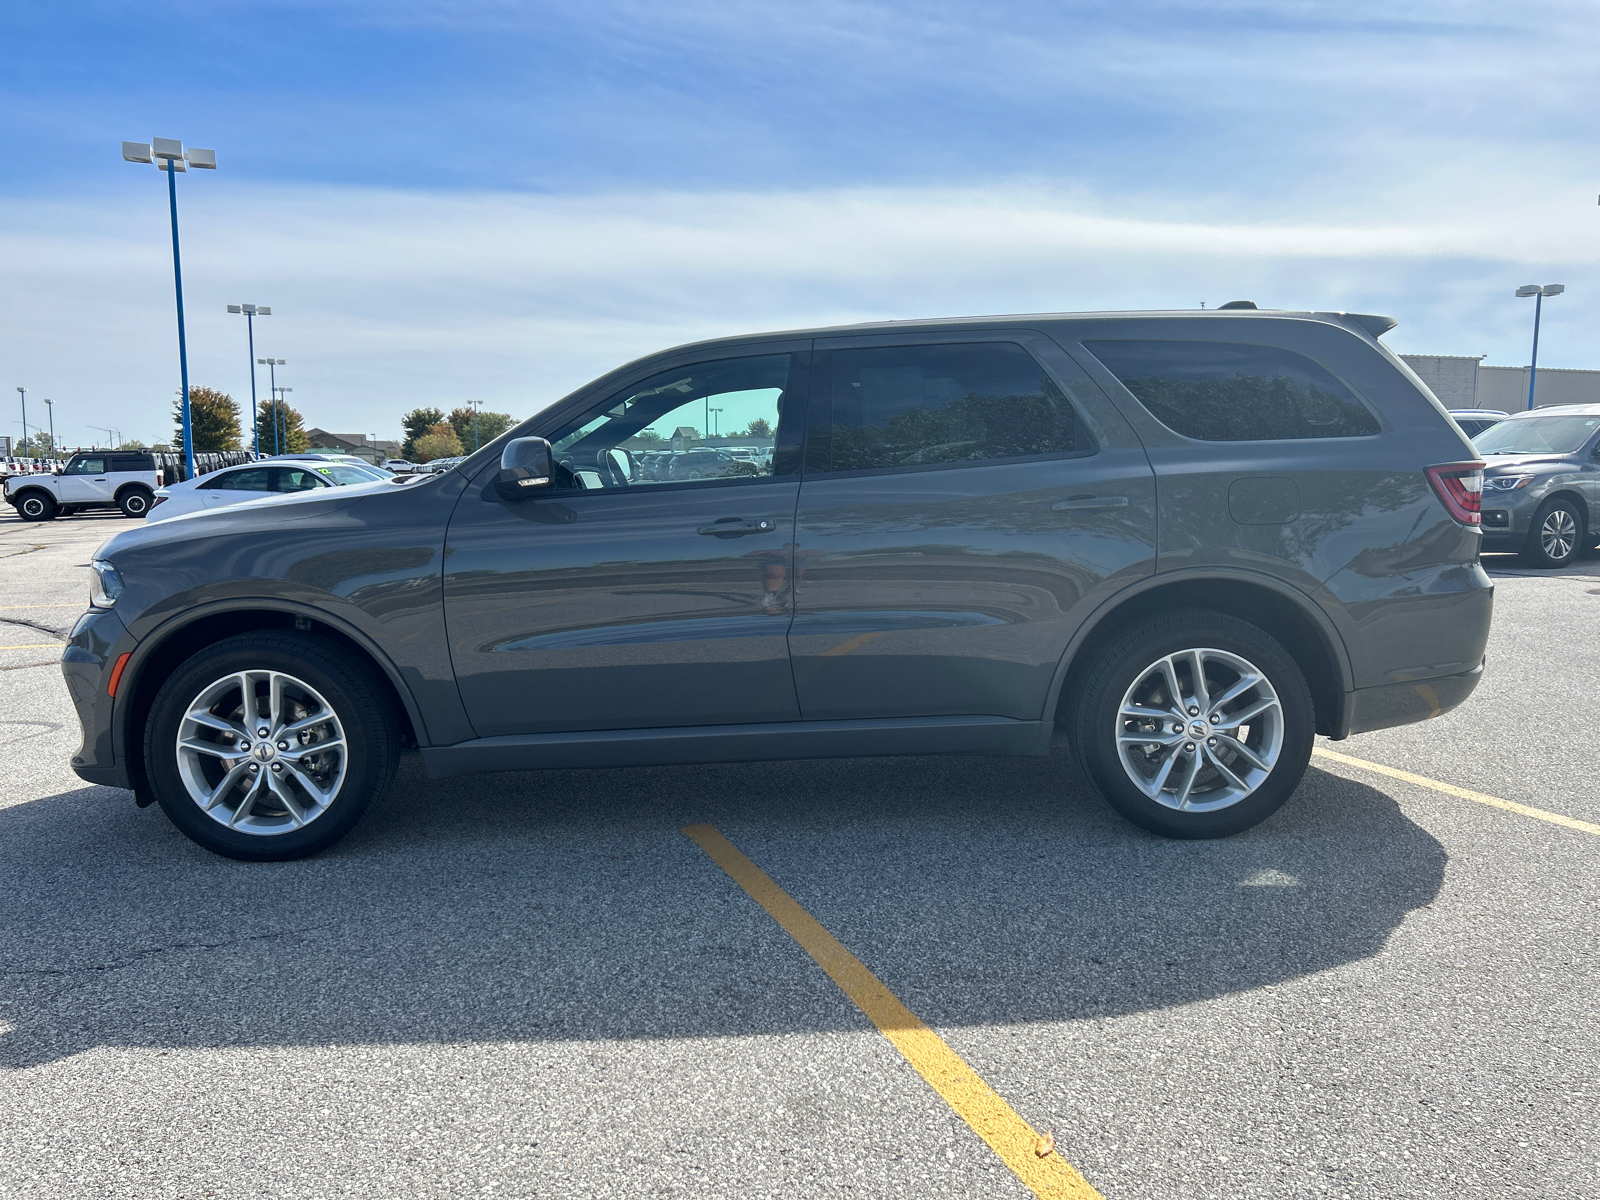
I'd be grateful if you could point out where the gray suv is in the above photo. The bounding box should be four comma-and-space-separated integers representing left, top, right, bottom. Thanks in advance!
1471, 404, 1600, 568
62, 309, 1493, 860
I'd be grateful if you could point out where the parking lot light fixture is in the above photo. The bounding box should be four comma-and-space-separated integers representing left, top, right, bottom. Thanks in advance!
1516, 283, 1565, 410
15, 387, 26, 457
274, 386, 293, 453
43, 398, 55, 461
468, 399, 482, 451
123, 137, 216, 479
229, 305, 271, 456
258, 359, 286, 454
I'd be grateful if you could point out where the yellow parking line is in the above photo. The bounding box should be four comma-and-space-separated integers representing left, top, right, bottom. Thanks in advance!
0, 604, 82, 610
1313, 747, 1600, 836
0, 644, 59, 651
682, 824, 1102, 1200
820, 631, 885, 657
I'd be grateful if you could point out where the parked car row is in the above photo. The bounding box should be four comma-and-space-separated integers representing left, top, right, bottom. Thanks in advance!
1, 457, 60, 478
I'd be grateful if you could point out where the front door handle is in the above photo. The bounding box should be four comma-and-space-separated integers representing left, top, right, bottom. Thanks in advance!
1052, 495, 1130, 511
699, 517, 778, 537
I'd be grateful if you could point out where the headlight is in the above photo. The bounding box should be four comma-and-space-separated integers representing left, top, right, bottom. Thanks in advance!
1483, 474, 1535, 491
89, 560, 125, 609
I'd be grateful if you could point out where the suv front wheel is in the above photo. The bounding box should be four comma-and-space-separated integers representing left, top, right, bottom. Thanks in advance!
1072, 610, 1315, 838
16, 491, 57, 521
144, 632, 400, 860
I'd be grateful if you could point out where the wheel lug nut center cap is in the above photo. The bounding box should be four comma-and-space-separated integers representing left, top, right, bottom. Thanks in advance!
251, 742, 277, 763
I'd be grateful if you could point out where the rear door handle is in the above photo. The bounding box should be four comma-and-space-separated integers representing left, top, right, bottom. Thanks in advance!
1052, 495, 1129, 511
698, 517, 778, 537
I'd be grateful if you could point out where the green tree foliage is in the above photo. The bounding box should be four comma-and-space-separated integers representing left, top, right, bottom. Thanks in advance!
401, 408, 445, 459
414, 422, 464, 462
743, 417, 773, 438
255, 396, 310, 453
116, 439, 148, 451
447, 406, 516, 453
174, 386, 242, 455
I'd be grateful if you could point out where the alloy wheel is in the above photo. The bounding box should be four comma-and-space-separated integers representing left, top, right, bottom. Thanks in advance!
1540, 508, 1578, 562
1114, 647, 1284, 813
175, 669, 348, 836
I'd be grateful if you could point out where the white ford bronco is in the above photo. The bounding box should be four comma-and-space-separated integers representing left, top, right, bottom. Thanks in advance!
5, 451, 162, 520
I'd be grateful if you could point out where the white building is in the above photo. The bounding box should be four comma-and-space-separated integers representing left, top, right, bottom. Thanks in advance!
1400, 355, 1600, 412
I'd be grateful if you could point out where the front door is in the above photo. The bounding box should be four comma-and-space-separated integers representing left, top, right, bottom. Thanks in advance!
443, 348, 809, 738
56, 456, 112, 504
789, 334, 1157, 721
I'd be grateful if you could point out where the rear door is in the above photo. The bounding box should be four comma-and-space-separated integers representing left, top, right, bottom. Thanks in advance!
789, 332, 1157, 721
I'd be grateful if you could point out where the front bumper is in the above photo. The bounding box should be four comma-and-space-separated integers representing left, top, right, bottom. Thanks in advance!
61, 607, 134, 788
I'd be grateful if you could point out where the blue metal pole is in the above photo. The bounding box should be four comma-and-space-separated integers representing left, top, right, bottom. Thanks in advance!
247, 314, 259, 457
165, 161, 195, 479
1527, 291, 1543, 411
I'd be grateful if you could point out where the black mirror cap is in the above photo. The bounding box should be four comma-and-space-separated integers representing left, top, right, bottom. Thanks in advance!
495, 437, 554, 500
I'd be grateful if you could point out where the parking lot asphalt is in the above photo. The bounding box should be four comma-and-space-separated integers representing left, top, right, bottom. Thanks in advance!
1, 507, 1596, 1199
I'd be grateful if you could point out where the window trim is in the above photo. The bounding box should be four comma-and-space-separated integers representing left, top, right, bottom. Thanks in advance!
801, 335, 1100, 480
1076, 336, 1385, 446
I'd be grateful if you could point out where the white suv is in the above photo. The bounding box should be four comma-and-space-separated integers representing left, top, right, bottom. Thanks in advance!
5, 451, 163, 520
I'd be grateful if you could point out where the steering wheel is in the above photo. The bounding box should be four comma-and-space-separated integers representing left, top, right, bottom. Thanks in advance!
597, 448, 631, 488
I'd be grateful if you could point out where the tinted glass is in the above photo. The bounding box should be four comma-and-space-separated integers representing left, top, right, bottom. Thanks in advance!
275, 468, 327, 492
547, 353, 799, 490
65, 457, 106, 475
310, 463, 384, 485
1085, 340, 1380, 441
212, 468, 273, 491
808, 342, 1078, 474
1473, 414, 1600, 455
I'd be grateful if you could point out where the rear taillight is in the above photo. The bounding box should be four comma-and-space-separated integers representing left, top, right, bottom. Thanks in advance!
1426, 461, 1484, 526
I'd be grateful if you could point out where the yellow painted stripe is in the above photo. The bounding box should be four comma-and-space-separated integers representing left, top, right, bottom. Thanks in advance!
0, 643, 58, 651
682, 824, 1103, 1200
1313, 747, 1600, 837
819, 630, 885, 657
0, 604, 83, 610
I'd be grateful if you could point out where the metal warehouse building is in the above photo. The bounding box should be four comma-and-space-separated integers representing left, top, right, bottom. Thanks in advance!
1400, 354, 1600, 412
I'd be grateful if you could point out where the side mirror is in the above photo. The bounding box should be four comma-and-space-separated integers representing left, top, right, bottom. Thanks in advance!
495, 437, 554, 500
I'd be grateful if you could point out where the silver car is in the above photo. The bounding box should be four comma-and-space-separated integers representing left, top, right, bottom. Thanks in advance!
1474, 403, 1600, 567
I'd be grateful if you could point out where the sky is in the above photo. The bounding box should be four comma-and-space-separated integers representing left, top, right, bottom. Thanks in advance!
2, 0, 1597, 448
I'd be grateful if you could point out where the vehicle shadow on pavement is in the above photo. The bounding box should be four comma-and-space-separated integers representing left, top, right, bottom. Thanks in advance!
0, 749, 1443, 1067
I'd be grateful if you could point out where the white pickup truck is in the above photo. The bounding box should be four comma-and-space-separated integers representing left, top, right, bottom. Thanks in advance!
5, 451, 163, 520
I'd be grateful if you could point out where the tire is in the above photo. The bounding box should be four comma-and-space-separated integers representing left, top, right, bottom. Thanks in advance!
1520, 497, 1583, 569
16, 491, 57, 521
118, 487, 154, 518
143, 632, 401, 861
1071, 609, 1315, 839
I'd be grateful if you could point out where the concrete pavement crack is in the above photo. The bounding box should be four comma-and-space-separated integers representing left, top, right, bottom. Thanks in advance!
2, 921, 342, 978
0, 616, 67, 640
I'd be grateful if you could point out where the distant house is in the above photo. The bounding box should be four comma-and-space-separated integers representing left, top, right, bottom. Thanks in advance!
303, 429, 401, 464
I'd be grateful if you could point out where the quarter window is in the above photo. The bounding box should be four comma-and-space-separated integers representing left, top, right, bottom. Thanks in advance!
1084, 340, 1380, 441
806, 342, 1079, 475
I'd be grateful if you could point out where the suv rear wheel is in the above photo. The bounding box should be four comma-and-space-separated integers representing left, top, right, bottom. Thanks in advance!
1521, 497, 1583, 569
16, 491, 56, 521
1071, 610, 1315, 838
118, 487, 154, 518
143, 632, 400, 861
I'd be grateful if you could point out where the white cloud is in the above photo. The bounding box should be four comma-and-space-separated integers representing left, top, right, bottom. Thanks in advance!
1, 179, 1592, 446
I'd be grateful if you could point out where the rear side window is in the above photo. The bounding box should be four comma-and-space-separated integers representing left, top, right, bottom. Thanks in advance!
807, 342, 1080, 475
1084, 340, 1380, 441
109, 453, 153, 472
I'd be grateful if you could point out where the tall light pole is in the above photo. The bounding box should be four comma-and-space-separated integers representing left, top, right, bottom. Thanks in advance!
275, 386, 293, 452
122, 138, 216, 480
228, 305, 271, 457
468, 399, 483, 451
43, 398, 55, 460
15, 387, 26, 457
89, 426, 114, 449
710, 406, 724, 437
259, 359, 285, 453
1516, 283, 1565, 410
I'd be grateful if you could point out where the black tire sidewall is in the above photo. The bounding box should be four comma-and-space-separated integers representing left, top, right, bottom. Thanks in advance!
144, 633, 397, 861
119, 488, 153, 517
18, 493, 55, 521
1522, 498, 1583, 568
1073, 610, 1315, 839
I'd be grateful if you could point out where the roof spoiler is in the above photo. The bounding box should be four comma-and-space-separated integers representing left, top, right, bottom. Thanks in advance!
1342, 312, 1398, 338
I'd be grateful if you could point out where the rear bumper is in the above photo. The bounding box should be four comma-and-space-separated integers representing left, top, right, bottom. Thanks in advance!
1339, 660, 1484, 738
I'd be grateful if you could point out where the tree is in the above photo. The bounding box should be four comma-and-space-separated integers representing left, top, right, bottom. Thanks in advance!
255, 396, 310, 453
116, 439, 148, 451
744, 417, 773, 438
413, 422, 464, 462
174, 386, 242, 454
401, 408, 444, 459
629, 428, 664, 445
447, 406, 516, 453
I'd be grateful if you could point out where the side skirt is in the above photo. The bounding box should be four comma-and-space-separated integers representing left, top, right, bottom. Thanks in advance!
421, 715, 1046, 779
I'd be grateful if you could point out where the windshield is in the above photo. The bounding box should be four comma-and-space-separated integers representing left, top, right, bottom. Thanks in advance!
1473, 415, 1600, 456
311, 464, 386, 486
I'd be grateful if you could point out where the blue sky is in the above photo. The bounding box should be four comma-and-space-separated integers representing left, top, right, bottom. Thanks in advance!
3, 1, 1597, 447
